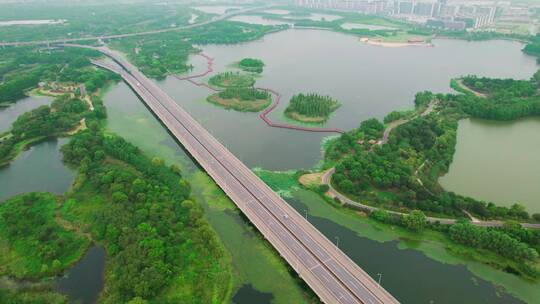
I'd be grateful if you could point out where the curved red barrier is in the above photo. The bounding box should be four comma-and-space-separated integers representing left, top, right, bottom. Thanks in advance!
174, 53, 344, 134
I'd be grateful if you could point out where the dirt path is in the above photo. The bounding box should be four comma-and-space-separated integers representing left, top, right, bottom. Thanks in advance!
379, 100, 438, 145
455, 79, 487, 98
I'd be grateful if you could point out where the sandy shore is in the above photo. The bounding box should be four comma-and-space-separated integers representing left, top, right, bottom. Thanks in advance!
360, 37, 434, 48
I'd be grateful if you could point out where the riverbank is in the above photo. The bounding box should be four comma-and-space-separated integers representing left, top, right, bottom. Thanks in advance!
254, 168, 540, 302
207, 93, 272, 112
0, 193, 90, 281
451, 78, 487, 98
359, 37, 434, 48
0, 136, 48, 168
285, 111, 328, 123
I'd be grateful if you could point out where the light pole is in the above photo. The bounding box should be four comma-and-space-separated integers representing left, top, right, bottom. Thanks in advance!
377, 273, 382, 285
304, 209, 308, 220
335, 236, 340, 248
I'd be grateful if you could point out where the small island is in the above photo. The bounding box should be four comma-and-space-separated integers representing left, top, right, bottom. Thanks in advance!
207, 87, 271, 112
238, 58, 265, 73
284, 93, 340, 123
208, 71, 255, 88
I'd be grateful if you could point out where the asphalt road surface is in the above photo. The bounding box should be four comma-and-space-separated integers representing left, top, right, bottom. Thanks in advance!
79, 45, 400, 304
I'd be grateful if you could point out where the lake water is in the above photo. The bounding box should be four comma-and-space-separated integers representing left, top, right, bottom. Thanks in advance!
99, 28, 540, 303
56, 246, 106, 304
163, 29, 537, 170
440, 118, 540, 214
0, 95, 50, 133
0, 138, 74, 202
287, 189, 535, 304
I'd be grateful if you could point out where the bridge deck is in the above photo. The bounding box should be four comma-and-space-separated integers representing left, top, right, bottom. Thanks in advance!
85, 46, 399, 304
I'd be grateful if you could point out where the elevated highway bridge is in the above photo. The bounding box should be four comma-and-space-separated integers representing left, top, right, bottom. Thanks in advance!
72, 44, 399, 304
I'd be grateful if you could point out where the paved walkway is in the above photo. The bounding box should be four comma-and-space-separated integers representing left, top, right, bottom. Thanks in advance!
321, 168, 540, 229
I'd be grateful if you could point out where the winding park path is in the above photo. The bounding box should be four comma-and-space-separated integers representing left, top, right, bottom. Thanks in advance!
320, 104, 540, 229
322, 169, 540, 228
175, 53, 344, 134
455, 79, 487, 98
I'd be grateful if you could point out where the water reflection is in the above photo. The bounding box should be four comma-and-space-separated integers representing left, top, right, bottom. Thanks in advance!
440, 118, 540, 213
0, 95, 50, 133
232, 284, 274, 304
286, 195, 523, 304
56, 246, 106, 304
0, 138, 74, 202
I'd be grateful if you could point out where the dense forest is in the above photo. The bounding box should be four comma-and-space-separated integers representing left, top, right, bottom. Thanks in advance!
369, 209, 540, 277
183, 21, 286, 45
523, 33, 540, 61
238, 58, 265, 73
111, 33, 196, 80
285, 93, 340, 122
208, 87, 271, 112
0, 124, 229, 302
60, 127, 228, 303
0, 47, 106, 105
217, 87, 269, 101
0, 2, 204, 43
0, 46, 116, 166
449, 222, 538, 262
452, 74, 540, 120
0, 288, 67, 304
0, 40, 229, 301
0, 95, 88, 166
328, 77, 540, 221
112, 21, 284, 79
0, 193, 89, 279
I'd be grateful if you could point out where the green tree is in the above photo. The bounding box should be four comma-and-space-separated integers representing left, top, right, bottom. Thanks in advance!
403, 210, 426, 231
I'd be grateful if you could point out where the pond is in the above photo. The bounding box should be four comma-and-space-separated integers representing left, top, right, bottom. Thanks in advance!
440, 117, 540, 214
0, 138, 74, 202
55, 246, 106, 304
0, 95, 51, 133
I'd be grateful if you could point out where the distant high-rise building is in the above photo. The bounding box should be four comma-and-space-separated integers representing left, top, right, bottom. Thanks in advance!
295, 0, 388, 14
